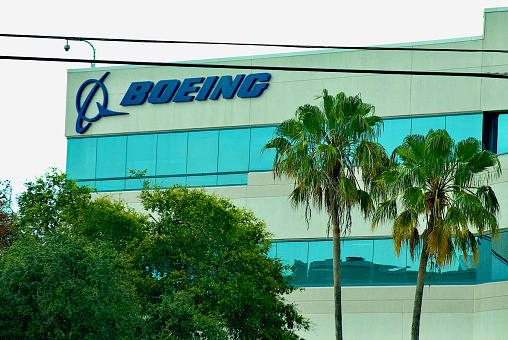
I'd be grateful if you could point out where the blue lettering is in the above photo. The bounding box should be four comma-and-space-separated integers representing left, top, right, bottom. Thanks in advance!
120, 81, 154, 106
195, 76, 219, 101
209, 75, 245, 100
237, 73, 271, 98
148, 79, 180, 104
172, 77, 204, 102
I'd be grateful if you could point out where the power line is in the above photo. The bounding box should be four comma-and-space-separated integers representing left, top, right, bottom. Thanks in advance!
2, 33, 508, 54
2, 54, 508, 79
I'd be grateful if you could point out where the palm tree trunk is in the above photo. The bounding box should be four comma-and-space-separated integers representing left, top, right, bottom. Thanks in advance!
333, 222, 343, 340
411, 244, 429, 340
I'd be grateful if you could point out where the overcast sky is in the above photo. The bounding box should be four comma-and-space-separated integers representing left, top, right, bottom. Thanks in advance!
1, 0, 507, 203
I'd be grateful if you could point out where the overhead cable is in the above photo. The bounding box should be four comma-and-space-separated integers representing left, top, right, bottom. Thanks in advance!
1, 33, 508, 54
2, 54, 508, 79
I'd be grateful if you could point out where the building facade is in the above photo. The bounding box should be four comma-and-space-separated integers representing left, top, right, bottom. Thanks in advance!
66, 7, 508, 339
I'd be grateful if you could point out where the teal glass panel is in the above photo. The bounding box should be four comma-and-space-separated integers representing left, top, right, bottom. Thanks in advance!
378, 118, 411, 156
187, 130, 219, 174
124, 178, 151, 191
372, 238, 407, 285
341, 239, 373, 285
497, 114, 508, 154
405, 249, 439, 285
477, 236, 492, 284
186, 174, 217, 187
155, 176, 187, 189
96, 136, 127, 179
267, 244, 276, 260
126, 134, 157, 177
250, 126, 276, 171
491, 231, 508, 282
436, 248, 476, 284
218, 129, 250, 172
156, 132, 188, 176
76, 180, 96, 189
216, 173, 248, 186
307, 240, 333, 287
94, 179, 125, 191
66, 137, 97, 180
411, 115, 445, 136
446, 113, 482, 143
276, 241, 309, 286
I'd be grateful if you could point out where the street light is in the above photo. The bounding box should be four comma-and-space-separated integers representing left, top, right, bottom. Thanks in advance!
64, 38, 96, 67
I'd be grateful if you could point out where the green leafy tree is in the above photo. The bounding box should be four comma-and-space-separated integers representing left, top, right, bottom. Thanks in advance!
138, 185, 310, 339
0, 234, 142, 340
0, 180, 14, 249
264, 90, 386, 340
143, 291, 228, 340
17, 168, 93, 237
371, 130, 501, 340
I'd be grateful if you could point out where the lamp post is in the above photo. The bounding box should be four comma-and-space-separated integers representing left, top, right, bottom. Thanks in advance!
64, 38, 96, 67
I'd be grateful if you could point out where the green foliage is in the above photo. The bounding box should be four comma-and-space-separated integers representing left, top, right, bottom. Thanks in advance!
0, 234, 141, 340
372, 129, 501, 339
139, 185, 309, 339
0, 180, 14, 249
1, 171, 309, 339
372, 129, 501, 264
264, 90, 387, 340
264, 90, 387, 234
17, 168, 93, 237
143, 291, 228, 340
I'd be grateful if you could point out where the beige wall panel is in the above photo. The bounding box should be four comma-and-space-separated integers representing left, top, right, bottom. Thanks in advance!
473, 309, 508, 340
409, 68, 482, 115
410, 40, 483, 71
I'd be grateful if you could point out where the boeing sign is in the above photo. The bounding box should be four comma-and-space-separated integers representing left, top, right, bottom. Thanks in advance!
74, 72, 271, 133
120, 73, 271, 106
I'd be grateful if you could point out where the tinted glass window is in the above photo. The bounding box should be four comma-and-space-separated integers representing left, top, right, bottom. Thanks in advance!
341, 239, 373, 285
307, 240, 333, 287
372, 238, 407, 285
67, 137, 97, 180
497, 114, 508, 154
156, 132, 188, 176
218, 129, 250, 173
276, 241, 309, 286
96, 136, 127, 179
378, 118, 411, 156
187, 130, 219, 174
250, 126, 276, 171
127, 134, 157, 177
446, 113, 482, 143
411, 115, 445, 136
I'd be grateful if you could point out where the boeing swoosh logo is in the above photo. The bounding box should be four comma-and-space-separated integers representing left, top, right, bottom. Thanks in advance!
75, 72, 128, 134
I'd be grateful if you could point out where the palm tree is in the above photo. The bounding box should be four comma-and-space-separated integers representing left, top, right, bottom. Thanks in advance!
371, 129, 501, 340
264, 90, 386, 340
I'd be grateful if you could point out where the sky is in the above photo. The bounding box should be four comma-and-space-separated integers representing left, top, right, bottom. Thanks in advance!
1, 0, 507, 204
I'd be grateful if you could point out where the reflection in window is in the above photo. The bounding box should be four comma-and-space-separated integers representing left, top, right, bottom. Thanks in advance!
307, 240, 333, 287
372, 239, 407, 285
276, 241, 309, 286
267, 231, 508, 287
341, 239, 373, 285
